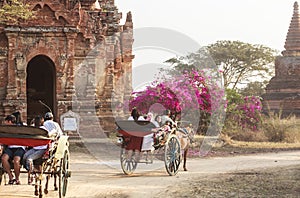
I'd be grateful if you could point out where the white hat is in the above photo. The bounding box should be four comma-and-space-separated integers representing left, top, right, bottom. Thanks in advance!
44, 112, 53, 119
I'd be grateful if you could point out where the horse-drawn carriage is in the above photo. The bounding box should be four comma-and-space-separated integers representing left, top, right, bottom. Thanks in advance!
115, 120, 183, 176
0, 125, 71, 198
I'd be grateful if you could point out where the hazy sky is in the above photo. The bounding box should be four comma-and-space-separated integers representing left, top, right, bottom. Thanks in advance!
114, 0, 297, 89
115, 0, 296, 51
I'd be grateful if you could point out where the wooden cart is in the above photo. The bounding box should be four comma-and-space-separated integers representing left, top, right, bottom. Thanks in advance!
115, 120, 181, 176
0, 125, 71, 198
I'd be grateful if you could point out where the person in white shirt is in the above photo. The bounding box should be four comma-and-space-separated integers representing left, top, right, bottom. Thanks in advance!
146, 112, 160, 127
22, 116, 49, 185
1, 115, 26, 185
43, 112, 63, 138
141, 112, 159, 151
160, 109, 176, 127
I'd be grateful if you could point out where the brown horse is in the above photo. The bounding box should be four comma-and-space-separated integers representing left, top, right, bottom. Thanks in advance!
175, 125, 194, 171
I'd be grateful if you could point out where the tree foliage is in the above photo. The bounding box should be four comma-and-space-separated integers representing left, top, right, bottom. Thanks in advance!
239, 81, 268, 97
206, 40, 277, 89
164, 40, 277, 90
164, 47, 216, 74
0, 0, 34, 24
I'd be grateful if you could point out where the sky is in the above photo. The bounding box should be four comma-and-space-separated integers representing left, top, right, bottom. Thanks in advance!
114, 0, 297, 89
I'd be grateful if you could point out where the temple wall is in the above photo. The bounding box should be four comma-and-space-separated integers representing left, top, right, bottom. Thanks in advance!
0, 0, 134, 132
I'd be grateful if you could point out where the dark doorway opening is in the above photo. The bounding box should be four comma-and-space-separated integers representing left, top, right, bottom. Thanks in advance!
26, 55, 56, 124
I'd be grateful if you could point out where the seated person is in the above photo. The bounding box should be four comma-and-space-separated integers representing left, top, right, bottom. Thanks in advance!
12, 111, 27, 126
146, 112, 160, 127
1, 114, 26, 185
160, 110, 176, 127
23, 116, 50, 185
43, 112, 63, 138
141, 112, 159, 152
128, 107, 145, 121
154, 115, 162, 127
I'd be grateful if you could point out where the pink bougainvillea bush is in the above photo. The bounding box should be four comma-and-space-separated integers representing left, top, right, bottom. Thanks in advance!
128, 69, 226, 133
129, 70, 210, 115
238, 96, 262, 131
225, 89, 263, 132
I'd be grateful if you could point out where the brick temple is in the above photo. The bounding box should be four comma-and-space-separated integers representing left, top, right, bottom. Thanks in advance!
0, 0, 133, 133
263, 1, 300, 116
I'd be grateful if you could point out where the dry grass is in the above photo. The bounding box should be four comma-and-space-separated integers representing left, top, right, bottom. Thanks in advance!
189, 135, 300, 158
229, 140, 300, 149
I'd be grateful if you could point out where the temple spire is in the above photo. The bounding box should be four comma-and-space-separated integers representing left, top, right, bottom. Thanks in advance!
124, 11, 133, 29
283, 1, 300, 56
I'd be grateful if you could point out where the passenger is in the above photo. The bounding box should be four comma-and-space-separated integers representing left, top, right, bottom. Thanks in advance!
160, 110, 176, 127
146, 112, 160, 127
12, 111, 27, 126
141, 112, 159, 152
43, 112, 63, 138
127, 108, 146, 160
154, 115, 162, 127
22, 116, 49, 185
1, 115, 26, 185
128, 107, 145, 121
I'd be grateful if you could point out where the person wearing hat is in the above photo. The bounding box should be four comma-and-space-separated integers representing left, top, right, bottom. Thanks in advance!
1, 114, 26, 185
43, 112, 63, 138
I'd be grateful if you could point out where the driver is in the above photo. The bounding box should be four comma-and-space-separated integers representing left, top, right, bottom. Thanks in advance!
43, 112, 63, 138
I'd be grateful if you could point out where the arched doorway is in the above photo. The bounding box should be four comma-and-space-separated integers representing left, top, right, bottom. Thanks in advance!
26, 55, 56, 124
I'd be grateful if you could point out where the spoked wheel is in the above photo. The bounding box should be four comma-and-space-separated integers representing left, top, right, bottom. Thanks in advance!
120, 148, 138, 175
164, 134, 181, 176
59, 150, 71, 198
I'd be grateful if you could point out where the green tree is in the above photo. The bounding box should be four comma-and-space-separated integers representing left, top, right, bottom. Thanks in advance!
164, 47, 216, 75
239, 80, 268, 97
206, 40, 277, 90
0, 0, 33, 24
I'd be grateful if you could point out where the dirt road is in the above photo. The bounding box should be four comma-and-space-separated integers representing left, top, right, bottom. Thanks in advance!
1, 150, 300, 198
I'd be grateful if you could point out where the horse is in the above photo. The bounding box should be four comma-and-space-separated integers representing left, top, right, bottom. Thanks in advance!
175, 123, 195, 171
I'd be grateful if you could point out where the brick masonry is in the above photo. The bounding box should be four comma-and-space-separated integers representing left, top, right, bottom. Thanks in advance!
263, 2, 300, 116
0, 0, 133, 135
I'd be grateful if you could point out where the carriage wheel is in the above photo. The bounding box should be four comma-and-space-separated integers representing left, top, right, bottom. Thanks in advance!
120, 148, 138, 175
164, 134, 181, 176
58, 150, 70, 198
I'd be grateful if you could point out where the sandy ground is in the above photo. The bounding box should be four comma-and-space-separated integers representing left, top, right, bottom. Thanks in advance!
1, 150, 300, 198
